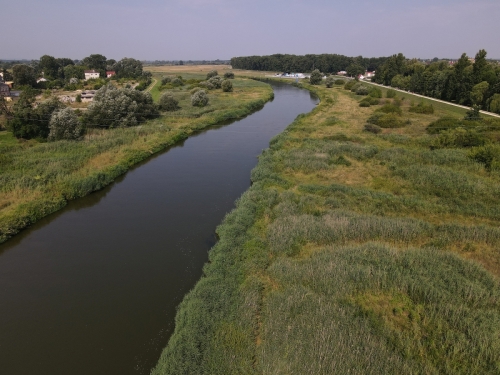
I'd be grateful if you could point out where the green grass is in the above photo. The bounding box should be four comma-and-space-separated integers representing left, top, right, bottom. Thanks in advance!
0, 77, 273, 243
152, 80, 500, 374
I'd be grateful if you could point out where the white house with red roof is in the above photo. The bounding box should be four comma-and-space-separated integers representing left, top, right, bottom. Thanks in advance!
84, 70, 100, 80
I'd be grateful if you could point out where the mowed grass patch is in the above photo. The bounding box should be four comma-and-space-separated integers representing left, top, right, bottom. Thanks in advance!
153, 80, 500, 375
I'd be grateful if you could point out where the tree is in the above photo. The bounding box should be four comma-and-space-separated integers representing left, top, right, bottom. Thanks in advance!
81, 54, 107, 71
48, 108, 84, 141
221, 79, 233, 92
309, 69, 322, 85
488, 94, 500, 114
470, 81, 489, 107
158, 93, 179, 111
113, 58, 143, 79
325, 76, 335, 88
224, 71, 235, 79
2, 68, 13, 81
63, 65, 85, 80
191, 90, 209, 107
346, 63, 365, 78
12, 64, 37, 87
39, 55, 60, 79
84, 84, 158, 128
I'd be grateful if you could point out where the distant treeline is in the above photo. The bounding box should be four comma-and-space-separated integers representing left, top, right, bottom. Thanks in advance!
144, 60, 231, 66
373, 50, 500, 113
230, 54, 388, 74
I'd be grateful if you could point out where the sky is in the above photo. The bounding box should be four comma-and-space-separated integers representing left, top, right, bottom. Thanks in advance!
2, 0, 500, 61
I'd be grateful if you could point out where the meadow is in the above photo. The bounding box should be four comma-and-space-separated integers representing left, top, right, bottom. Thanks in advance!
152, 78, 500, 374
0, 67, 273, 242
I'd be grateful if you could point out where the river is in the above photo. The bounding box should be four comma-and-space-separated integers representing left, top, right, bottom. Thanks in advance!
0, 82, 318, 375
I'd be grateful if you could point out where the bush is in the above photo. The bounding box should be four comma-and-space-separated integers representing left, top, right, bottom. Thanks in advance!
355, 86, 369, 95
334, 79, 345, 85
171, 77, 183, 86
208, 76, 223, 89
386, 89, 397, 98
75, 94, 82, 103
158, 93, 179, 111
377, 114, 406, 128
368, 87, 382, 98
221, 79, 233, 92
191, 89, 209, 107
161, 77, 171, 85
409, 101, 435, 114
350, 82, 362, 93
190, 87, 202, 95
325, 76, 335, 88
464, 105, 481, 121
344, 80, 356, 90
432, 128, 487, 149
426, 117, 461, 134
48, 108, 84, 141
309, 69, 323, 85
377, 103, 402, 115
364, 123, 382, 134
369, 97, 380, 105
468, 144, 500, 170
206, 70, 218, 79
224, 71, 235, 79
359, 101, 370, 107
489, 93, 500, 114
69, 77, 79, 84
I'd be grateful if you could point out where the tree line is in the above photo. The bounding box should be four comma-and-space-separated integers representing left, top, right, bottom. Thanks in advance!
7, 54, 147, 89
230, 54, 388, 74
373, 50, 500, 114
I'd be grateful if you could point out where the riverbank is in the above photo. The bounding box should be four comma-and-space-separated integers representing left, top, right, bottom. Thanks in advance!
0, 77, 273, 243
153, 80, 500, 374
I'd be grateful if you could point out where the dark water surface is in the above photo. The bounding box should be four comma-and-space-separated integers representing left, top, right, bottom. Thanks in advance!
0, 83, 317, 375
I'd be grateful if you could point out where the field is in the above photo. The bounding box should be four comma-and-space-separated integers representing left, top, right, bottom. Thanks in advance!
152, 79, 500, 374
0, 67, 273, 243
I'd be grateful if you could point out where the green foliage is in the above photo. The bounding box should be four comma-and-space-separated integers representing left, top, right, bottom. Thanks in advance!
161, 76, 171, 85
470, 81, 489, 106
158, 93, 179, 111
309, 69, 323, 85
464, 105, 481, 121
359, 100, 370, 107
368, 87, 382, 98
221, 79, 233, 92
325, 76, 335, 88
334, 79, 345, 85
170, 77, 183, 86
386, 89, 397, 98
206, 70, 218, 79
364, 123, 382, 134
489, 93, 500, 114
191, 89, 209, 107
377, 103, 403, 115
432, 128, 487, 149
48, 108, 84, 141
12, 64, 37, 87
344, 80, 356, 90
113, 57, 143, 79
75, 94, 82, 103
355, 85, 369, 95
468, 144, 500, 171
81, 54, 107, 71
375, 114, 405, 128
346, 63, 366, 77
208, 76, 223, 89
223, 71, 235, 79
409, 101, 434, 114
84, 84, 158, 128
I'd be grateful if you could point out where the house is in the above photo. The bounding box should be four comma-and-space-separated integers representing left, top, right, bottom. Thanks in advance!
84, 70, 100, 80
81, 90, 97, 102
365, 71, 375, 78
106, 71, 116, 78
358, 74, 365, 80
0, 82, 10, 97
37, 77, 48, 83
337, 71, 347, 76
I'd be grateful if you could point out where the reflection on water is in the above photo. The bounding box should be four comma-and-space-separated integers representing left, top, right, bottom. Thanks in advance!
0, 83, 318, 375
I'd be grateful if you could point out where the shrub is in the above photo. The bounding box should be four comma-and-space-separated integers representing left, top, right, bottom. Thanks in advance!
426, 117, 461, 134
48, 108, 84, 141
69, 77, 79, 84
309, 69, 323, 85
161, 77, 171, 85
325, 76, 335, 88
190, 87, 202, 95
377, 114, 406, 128
158, 93, 179, 111
334, 79, 345, 85
386, 89, 397, 98
206, 70, 218, 79
409, 101, 434, 114
377, 103, 402, 115
191, 89, 209, 107
368, 87, 382, 98
221, 79, 233, 92
359, 101, 371, 107
489, 93, 500, 114
75, 94, 82, 103
224, 71, 235, 79
464, 105, 481, 121
369, 97, 380, 105
432, 128, 487, 149
350, 82, 362, 93
355, 86, 369, 95
208, 76, 223, 89
468, 144, 500, 170
344, 80, 356, 90
364, 123, 382, 134
171, 77, 183, 86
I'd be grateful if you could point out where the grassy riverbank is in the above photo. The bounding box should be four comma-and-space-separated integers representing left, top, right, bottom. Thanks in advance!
152, 80, 500, 374
0, 74, 273, 243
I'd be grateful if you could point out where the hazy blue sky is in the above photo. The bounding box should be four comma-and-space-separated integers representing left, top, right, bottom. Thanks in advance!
3, 0, 499, 60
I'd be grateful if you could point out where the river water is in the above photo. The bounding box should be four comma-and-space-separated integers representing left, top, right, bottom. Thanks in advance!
0, 83, 317, 375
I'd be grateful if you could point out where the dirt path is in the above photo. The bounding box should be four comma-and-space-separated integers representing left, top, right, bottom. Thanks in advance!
145, 78, 157, 93
364, 80, 500, 118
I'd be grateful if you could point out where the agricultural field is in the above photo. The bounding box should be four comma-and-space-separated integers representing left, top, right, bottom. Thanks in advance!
0, 66, 273, 242
153, 80, 500, 374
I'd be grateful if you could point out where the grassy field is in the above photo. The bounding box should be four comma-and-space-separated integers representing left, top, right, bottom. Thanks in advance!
152, 80, 500, 374
0, 68, 273, 243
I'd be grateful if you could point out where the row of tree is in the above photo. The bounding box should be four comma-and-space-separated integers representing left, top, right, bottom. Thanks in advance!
230, 54, 388, 74
10, 54, 145, 87
373, 50, 500, 113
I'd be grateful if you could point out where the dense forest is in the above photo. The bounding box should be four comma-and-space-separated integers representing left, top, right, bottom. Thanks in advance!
231, 54, 388, 75
373, 50, 500, 113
